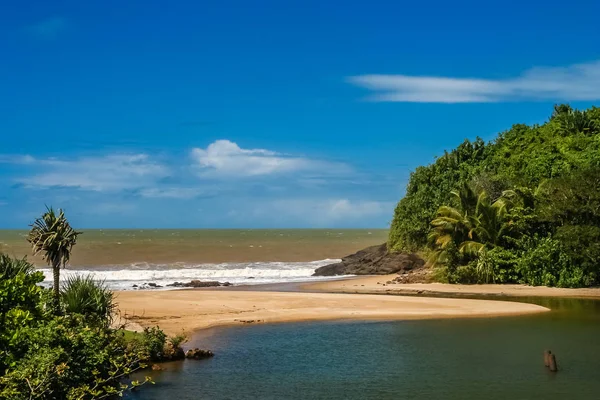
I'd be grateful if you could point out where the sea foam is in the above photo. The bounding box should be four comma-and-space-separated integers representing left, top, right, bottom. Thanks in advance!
37, 259, 342, 290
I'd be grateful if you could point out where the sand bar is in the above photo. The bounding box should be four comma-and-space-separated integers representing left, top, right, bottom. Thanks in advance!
306, 274, 600, 298
116, 287, 549, 335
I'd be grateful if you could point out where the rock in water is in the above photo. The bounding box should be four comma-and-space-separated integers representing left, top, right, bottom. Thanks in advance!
185, 348, 215, 360
312, 243, 425, 276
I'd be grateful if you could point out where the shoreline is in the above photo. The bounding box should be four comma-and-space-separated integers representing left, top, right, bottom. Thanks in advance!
115, 275, 552, 336
304, 275, 600, 299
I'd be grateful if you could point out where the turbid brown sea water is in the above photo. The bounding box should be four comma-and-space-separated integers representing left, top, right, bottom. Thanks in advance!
0, 229, 388, 265
0, 229, 389, 289
129, 297, 600, 400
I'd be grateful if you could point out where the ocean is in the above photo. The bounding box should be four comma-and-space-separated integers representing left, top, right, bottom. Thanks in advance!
0, 229, 388, 290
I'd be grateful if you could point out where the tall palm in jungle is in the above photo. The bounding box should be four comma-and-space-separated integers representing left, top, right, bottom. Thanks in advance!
28, 207, 81, 309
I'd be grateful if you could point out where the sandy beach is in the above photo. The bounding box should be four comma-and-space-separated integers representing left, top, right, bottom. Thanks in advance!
307, 275, 600, 298
115, 280, 549, 335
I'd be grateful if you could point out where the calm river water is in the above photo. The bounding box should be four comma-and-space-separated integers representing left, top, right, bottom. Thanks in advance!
129, 296, 600, 399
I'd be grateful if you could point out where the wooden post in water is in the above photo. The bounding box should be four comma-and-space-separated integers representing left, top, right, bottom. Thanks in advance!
548, 353, 558, 372
544, 350, 558, 372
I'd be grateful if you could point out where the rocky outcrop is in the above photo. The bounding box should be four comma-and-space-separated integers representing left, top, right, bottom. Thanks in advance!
312, 243, 425, 276
132, 282, 163, 289
159, 344, 186, 361
166, 280, 232, 288
185, 348, 214, 360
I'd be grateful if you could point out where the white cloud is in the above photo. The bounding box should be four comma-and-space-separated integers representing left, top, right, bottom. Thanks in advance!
349, 60, 600, 103
191, 140, 349, 177
16, 154, 168, 191
255, 198, 393, 225
25, 17, 68, 39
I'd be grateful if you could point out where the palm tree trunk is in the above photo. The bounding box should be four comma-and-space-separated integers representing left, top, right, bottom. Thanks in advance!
53, 263, 61, 312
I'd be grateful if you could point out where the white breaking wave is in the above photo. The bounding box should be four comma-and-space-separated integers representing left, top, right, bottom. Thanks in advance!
37, 259, 342, 290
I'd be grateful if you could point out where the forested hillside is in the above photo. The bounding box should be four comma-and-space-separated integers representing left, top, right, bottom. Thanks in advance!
389, 105, 600, 287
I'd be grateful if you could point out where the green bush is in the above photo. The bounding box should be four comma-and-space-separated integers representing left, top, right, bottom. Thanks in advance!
60, 275, 116, 326
555, 225, 600, 285
516, 237, 572, 287
453, 264, 478, 284
0, 254, 155, 398
0, 315, 150, 400
168, 333, 188, 349
133, 327, 167, 362
482, 247, 519, 284
0, 254, 37, 279
0, 255, 49, 374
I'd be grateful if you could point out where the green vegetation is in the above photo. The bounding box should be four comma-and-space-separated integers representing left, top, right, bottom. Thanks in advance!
389, 105, 600, 287
1, 208, 186, 399
61, 275, 116, 327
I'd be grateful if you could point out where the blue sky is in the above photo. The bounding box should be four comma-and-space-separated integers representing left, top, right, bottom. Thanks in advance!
1, 0, 600, 228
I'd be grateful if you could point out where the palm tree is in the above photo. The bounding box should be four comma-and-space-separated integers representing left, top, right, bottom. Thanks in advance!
553, 105, 598, 135
428, 185, 514, 267
28, 207, 81, 309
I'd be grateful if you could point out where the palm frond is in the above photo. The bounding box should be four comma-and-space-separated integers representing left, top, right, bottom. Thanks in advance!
0, 254, 36, 279
28, 207, 81, 268
459, 240, 486, 257
61, 274, 116, 325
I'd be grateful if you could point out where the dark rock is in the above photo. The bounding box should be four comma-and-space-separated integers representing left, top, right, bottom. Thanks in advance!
312, 243, 425, 276
186, 280, 221, 288
136, 282, 163, 289
167, 280, 222, 288
185, 348, 214, 360
234, 319, 263, 324
222, 281, 232, 286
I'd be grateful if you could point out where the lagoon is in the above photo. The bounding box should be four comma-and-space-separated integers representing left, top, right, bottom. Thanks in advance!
129, 297, 600, 399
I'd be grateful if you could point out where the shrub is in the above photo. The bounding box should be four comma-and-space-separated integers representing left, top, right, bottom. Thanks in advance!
168, 333, 188, 349
0, 255, 49, 374
516, 237, 572, 287
135, 327, 167, 362
0, 315, 150, 400
0, 254, 36, 279
453, 264, 478, 284
482, 247, 519, 284
555, 225, 600, 286
60, 275, 116, 326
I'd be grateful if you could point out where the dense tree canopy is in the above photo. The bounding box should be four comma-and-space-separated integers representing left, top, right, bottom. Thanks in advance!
389, 105, 600, 287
